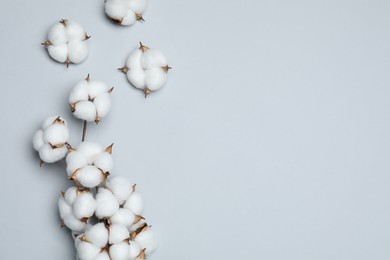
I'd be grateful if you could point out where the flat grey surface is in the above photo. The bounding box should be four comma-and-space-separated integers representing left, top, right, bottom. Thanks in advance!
1, 0, 390, 259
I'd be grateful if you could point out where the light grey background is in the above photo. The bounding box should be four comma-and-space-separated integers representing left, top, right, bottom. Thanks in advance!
1, 0, 390, 259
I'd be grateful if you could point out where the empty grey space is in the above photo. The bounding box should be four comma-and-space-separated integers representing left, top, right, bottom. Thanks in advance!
1, 0, 390, 259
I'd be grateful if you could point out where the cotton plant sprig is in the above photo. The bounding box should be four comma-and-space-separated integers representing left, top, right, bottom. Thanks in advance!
105, 0, 148, 26
33, 75, 157, 260
119, 42, 171, 97
42, 19, 90, 67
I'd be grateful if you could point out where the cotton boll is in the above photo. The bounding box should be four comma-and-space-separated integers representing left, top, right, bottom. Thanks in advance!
123, 192, 143, 215
134, 229, 157, 255
105, 0, 128, 20
94, 93, 111, 119
77, 241, 101, 260
39, 144, 68, 163
85, 223, 109, 248
106, 176, 133, 205
75, 166, 104, 188
109, 242, 130, 260
128, 242, 142, 260
69, 80, 90, 103
109, 224, 130, 244
93, 152, 113, 173
144, 68, 167, 91
141, 50, 167, 69
68, 41, 89, 64
48, 44, 68, 63
33, 130, 44, 151
95, 188, 120, 218
43, 19, 90, 66
110, 208, 136, 227
73, 101, 97, 122
73, 192, 96, 219
121, 44, 170, 96
70, 78, 113, 123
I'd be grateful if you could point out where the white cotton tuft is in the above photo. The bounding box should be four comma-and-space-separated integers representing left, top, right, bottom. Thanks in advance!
94, 252, 111, 260
106, 176, 133, 205
43, 123, 69, 146
76, 166, 104, 188
73, 101, 97, 122
134, 229, 157, 255
66, 151, 88, 176
64, 187, 78, 205
94, 93, 112, 119
33, 130, 44, 151
77, 241, 101, 260
85, 223, 109, 248
128, 242, 142, 260
141, 49, 167, 69
123, 192, 143, 215
39, 144, 68, 163
109, 224, 130, 244
110, 208, 136, 227
58, 197, 72, 219
44, 19, 89, 66
63, 214, 87, 233
95, 188, 119, 218
105, 0, 148, 26
69, 80, 90, 103
73, 192, 97, 219
144, 67, 167, 91
77, 142, 104, 163
93, 152, 113, 173
109, 242, 130, 260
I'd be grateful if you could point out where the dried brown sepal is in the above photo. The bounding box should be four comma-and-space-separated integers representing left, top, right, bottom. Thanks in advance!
95, 116, 101, 124
80, 235, 89, 242
66, 57, 71, 68
41, 40, 52, 46
136, 13, 145, 21
130, 223, 149, 239
118, 66, 129, 74
80, 217, 89, 223
60, 19, 68, 27
108, 87, 114, 93
69, 103, 76, 112
133, 215, 145, 225
105, 143, 114, 154
162, 65, 172, 73
53, 116, 65, 124
49, 143, 64, 149
84, 33, 91, 41
136, 249, 146, 260
144, 88, 151, 98
132, 184, 137, 192
40, 160, 44, 167
66, 143, 76, 153
139, 42, 149, 52
61, 191, 65, 197
85, 74, 91, 82
60, 223, 65, 229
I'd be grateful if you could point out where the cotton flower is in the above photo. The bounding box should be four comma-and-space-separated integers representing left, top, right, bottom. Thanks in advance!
58, 187, 96, 233
33, 115, 69, 164
119, 42, 171, 97
105, 0, 148, 26
69, 75, 113, 123
42, 19, 90, 67
66, 142, 113, 188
